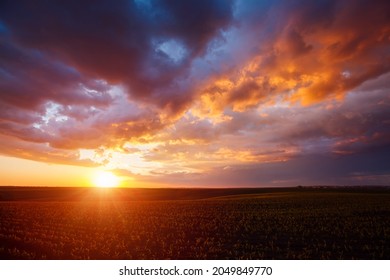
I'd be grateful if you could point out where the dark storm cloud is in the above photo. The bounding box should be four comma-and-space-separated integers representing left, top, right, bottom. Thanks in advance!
0, 40, 112, 110
0, 0, 234, 111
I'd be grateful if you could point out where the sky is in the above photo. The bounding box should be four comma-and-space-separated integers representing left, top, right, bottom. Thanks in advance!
0, 0, 389, 187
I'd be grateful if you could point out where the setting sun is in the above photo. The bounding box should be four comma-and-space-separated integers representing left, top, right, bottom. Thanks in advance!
92, 171, 120, 188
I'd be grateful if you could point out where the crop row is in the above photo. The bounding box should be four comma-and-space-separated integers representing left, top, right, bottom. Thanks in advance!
0, 192, 389, 259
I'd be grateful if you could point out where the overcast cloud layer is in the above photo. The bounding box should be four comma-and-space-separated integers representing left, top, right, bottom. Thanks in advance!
1, 0, 389, 187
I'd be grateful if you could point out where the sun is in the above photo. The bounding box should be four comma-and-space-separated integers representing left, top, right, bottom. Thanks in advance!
92, 171, 120, 188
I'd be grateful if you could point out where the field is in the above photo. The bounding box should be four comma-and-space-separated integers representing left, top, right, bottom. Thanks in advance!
0, 187, 389, 259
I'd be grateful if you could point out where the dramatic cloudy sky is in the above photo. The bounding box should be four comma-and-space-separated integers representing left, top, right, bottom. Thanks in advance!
0, 0, 389, 187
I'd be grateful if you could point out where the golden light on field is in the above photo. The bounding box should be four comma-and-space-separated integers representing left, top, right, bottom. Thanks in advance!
92, 171, 120, 188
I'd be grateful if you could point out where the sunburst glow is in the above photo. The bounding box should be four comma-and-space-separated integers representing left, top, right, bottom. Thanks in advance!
92, 171, 120, 188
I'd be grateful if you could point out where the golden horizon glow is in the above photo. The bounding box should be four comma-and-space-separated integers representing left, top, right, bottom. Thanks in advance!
92, 171, 120, 188
0, 155, 94, 187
